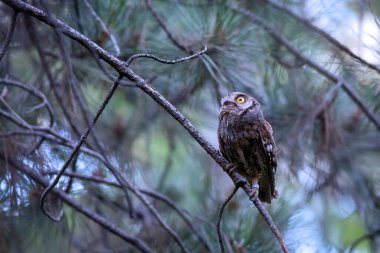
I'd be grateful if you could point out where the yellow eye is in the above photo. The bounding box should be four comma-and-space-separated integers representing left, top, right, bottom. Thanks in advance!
236, 96, 245, 104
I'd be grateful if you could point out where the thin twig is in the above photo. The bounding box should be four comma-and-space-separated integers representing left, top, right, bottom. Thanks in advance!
129, 77, 290, 252
26, 16, 84, 138
0, 10, 18, 61
42, 169, 211, 252
216, 186, 239, 253
0, 153, 153, 253
249, 189, 289, 253
0, 96, 35, 128
73, 0, 83, 33
348, 229, 380, 253
0, 78, 54, 126
0, 107, 34, 130
40, 75, 122, 221
263, 0, 380, 74
229, 4, 380, 131
1, 1, 289, 252
144, 0, 189, 53
47, 7, 136, 218
3, 36, 188, 250
82, 0, 120, 55
311, 80, 343, 119
111, 169, 191, 253
125, 45, 207, 66
144, 0, 230, 93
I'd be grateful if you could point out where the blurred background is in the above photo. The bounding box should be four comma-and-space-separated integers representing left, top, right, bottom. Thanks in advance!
1, 0, 380, 252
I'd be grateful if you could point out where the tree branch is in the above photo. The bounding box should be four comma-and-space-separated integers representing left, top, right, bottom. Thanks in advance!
82, 0, 120, 55
229, 4, 380, 131
40, 75, 123, 221
144, 0, 189, 53
1, 1, 289, 252
263, 0, 380, 74
42, 170, 211, 252
0, 152, 153, 253
0, 10, 18, 61
126, 45, 207, 66
216, 186, 239, 253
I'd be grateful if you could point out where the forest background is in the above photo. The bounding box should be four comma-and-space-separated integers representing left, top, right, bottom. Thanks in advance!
1, 0, 380, 252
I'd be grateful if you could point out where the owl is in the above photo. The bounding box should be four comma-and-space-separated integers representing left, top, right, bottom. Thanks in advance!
218, 92, 277, 203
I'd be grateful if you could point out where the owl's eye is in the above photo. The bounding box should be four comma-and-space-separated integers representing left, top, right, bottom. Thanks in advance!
236, 96, 245, 104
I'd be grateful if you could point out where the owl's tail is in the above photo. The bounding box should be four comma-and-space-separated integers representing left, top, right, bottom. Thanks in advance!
258, 170, 276, 203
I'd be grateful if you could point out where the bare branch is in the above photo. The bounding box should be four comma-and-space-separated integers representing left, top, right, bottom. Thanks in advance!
25, 16, 84, 138
1, 1, 289, 252
0, 10, 18, 61
144, 0, 189, 53
263, 0, 380, 74
0, 152, 153, 253
228, 4, 380, 131
132, 80, 290, 253
0, 78, 54, 127
311, 81, 343, 119
216, 186, 239, 253
82, 0, 120, 55
126, 45, 207, 66
43, 170, 211, 252
249, 190, 289, 253
40, 75, 122, 221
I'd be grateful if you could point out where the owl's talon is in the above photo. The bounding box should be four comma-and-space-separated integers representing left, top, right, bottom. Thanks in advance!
249, 184, 259, 200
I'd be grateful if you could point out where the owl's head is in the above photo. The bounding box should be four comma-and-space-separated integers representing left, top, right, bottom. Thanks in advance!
219, 92, 261, 116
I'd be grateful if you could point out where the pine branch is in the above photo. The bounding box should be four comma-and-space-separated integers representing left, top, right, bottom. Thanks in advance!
228, 4, 380, 131
82, 0, 120, 55
40, 75, 123, 221
42, 170, 211, 252
1, 1, 289, 252
216, 186, 239, 253
263, 0, 380, 74
0, 152, 153, 253
0, 10, 18, 61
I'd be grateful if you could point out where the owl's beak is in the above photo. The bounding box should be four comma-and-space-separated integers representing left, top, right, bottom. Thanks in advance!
239, 104, 255, 116
245, 103, 256, 112
246, 104, 256, 111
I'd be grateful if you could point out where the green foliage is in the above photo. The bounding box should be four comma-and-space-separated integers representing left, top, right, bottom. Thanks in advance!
1, 0, 380, 252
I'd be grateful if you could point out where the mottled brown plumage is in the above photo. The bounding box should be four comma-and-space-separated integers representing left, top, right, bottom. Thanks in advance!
218, 92, 277, 203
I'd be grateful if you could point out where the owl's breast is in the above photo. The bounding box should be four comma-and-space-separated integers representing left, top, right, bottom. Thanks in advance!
218, 115, 263, 175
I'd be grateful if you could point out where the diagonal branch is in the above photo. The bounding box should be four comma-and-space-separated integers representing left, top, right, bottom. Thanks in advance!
228, 4, 380, 131
1, 1, 289, 252
263, 0, 380, 74
40, 75, 122, 221
82, 0, 120, 55
0, 78, 54, 127
0, 10, 18, 61
42, 170, 211, 252
127, 76, 290, 253
0, 152, 153, 253
144, 0, 189, 53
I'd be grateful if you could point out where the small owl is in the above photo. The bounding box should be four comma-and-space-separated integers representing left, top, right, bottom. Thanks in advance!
218, 92, 277, 203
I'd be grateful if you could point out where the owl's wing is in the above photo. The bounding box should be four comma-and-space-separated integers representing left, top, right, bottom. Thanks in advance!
218, 125, 233, 163
261, 120, 277, 170
258, 120, 277, 202
218, 133, 229, 161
